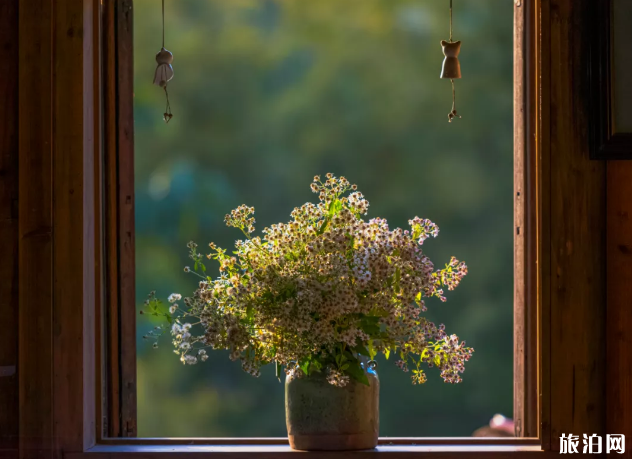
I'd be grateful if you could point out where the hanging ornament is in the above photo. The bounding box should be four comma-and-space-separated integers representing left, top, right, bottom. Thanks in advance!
153, 0, 174, 123
440, 0, 461, 122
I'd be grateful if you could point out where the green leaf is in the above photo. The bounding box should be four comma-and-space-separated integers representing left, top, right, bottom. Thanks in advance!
394, 267, 401, 292
384, 346, 391, 360
310, 359, 323, 373
330, 199, 343, 216
299, 358, 311, 376
359, 315, 380, 336
344, 359, 370, 386
367, 340, 377, 360
412, 225, 421, 240
353, 343, 371, 357
317, 218, 329, 235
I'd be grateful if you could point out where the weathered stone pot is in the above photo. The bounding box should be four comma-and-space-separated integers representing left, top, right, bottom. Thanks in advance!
285, 367, 379, 451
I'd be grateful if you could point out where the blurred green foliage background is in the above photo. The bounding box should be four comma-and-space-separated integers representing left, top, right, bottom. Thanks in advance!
134, 0, 513, 438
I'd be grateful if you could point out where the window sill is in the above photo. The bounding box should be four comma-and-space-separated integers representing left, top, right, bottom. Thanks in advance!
68, 443, 551, 459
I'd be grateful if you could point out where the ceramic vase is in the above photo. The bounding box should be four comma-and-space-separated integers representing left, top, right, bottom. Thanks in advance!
285, 367, 379, 451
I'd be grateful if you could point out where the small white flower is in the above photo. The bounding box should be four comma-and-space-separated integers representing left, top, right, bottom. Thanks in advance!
169, 304, 178, 314
180, 342, 191, 350
171, 323, 182, 335
168, 293, 182, 303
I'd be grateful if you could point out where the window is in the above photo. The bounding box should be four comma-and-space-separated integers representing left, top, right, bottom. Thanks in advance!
130, 0, 517, 439
98, 0, 541, 443
12, 0, 615, 457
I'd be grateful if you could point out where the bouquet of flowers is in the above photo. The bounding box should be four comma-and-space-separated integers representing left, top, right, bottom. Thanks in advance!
144, 174, 473, 387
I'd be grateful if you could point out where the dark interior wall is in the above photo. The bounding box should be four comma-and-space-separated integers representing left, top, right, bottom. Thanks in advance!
0, 0, 19, 457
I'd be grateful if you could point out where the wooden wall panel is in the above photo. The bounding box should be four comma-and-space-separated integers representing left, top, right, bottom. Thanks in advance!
606, 161, 632, 441
0, 0, 19, 457
52, 0, 87, 449
547, 0, 606, 449
51, 0, 97, 454
18, 0, 54, 457
18, 1, 97, 457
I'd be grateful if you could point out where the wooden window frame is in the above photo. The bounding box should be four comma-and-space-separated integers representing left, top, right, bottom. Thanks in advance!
15, 0, 611, 457
103, 0, 137, 439
105, 0, 540, 448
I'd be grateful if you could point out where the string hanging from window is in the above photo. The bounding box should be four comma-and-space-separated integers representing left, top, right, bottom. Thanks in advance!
440, 0, 462, 122
153, 0, 174, 123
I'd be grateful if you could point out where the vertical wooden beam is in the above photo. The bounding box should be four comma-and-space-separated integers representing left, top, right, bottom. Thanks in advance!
547, 0, 606, 450
103, 0, 121, 438
52, 0, 97, 452
85, 0, 99, 450
513, 0, 526, 436
103, 0, 137, 437
606, 161, 632, 441
18, 0, 54, 457
117, 0, 137, 438
0, 0, 19, 457
52, 1, 87, 452
94, 0, 105, 445
514, 0, 539, 439
536, 0, 552, 449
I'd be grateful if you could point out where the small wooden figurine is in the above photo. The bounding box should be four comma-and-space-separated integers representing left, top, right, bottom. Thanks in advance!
153, 48, 174, 88
441, 0, 462, 122
440, 40, 461, 80
154, 0, 174, 123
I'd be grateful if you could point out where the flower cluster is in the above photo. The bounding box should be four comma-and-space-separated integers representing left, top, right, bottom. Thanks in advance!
326, 367, 350, 387
144, 174, 473, 387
